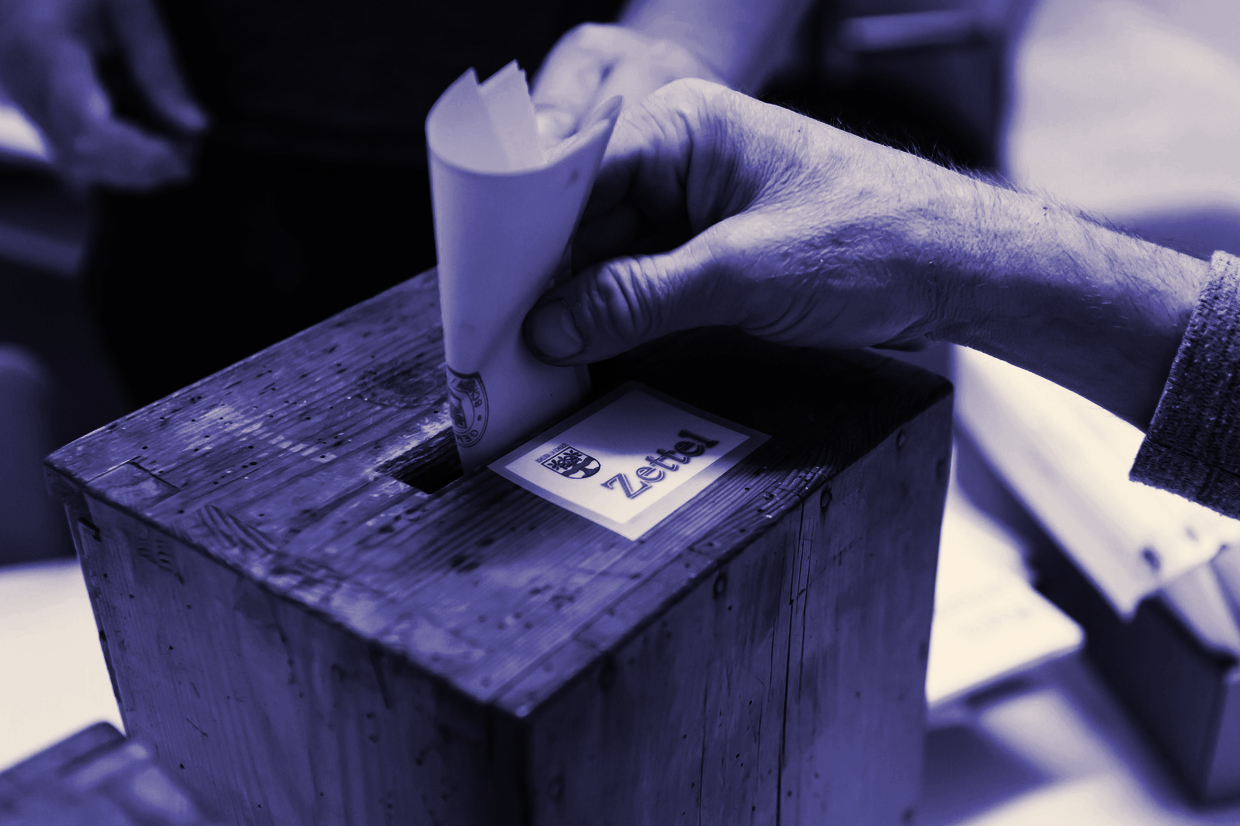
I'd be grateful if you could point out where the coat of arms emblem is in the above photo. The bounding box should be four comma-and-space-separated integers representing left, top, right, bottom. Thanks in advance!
447, 367, 488, 448
538, 444, 601, 479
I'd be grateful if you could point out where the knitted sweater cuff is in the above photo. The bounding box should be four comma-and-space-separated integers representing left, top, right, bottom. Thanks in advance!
1131, 251, 1240, 518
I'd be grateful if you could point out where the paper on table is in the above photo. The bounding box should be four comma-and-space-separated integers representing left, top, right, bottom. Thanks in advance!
0, 100, 48, 165
927, 486, 1083, 717
426, 62, 621, 470
954, 346, 1240, 617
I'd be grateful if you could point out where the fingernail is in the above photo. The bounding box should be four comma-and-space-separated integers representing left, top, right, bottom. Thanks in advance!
526, 299, 584, 362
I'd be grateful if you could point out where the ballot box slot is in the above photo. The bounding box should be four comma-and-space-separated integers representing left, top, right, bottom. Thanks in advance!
376, 426, 463, 494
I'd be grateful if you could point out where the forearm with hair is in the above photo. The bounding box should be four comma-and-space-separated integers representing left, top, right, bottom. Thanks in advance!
927, 178, 1211, 428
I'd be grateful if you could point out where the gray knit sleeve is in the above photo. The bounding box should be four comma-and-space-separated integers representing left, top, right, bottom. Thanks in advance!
1131, 251, 1240, 518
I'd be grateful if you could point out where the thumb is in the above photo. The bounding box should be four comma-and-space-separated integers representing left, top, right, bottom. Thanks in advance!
523, 229, 742, 364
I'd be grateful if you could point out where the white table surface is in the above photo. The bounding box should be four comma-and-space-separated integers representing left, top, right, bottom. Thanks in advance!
0, 558, 124, 770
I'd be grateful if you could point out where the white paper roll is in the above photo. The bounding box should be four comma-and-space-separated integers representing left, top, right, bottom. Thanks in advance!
426, 63, 620, 470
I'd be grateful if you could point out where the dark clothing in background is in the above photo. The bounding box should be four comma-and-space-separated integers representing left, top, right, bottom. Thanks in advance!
84, 146, 437, 404
85, 0, 623, 406
154, 0, 622, 165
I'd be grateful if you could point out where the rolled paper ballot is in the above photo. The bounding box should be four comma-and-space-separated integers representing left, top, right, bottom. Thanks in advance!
426, 63, 620, 470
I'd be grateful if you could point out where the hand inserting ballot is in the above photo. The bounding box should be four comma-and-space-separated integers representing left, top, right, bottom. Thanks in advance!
524, 79, 982, 363
524, 79, 1211, 432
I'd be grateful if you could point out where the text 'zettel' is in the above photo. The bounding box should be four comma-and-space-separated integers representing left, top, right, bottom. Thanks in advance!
601, 430, 719, 499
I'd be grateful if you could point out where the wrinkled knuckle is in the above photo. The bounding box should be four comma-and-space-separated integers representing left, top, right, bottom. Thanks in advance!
573, 22, 611, 48
642, 77, 710, 126
655, 77, 731, 128
658, 76, 715, 100
592, 259, 662, 343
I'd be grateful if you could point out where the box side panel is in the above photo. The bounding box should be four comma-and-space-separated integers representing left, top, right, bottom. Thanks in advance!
81, 499, 521, 826
522, 396, 950, 825
698, 515, 800, 826
784, 396, 949, 825
45, 465, 130, 721
522, 515, 799, 826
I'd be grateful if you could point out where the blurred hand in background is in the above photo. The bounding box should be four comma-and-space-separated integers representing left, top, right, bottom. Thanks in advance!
532, 23, 722, 147
0, 0, 207, 189
532, 0, 816, 147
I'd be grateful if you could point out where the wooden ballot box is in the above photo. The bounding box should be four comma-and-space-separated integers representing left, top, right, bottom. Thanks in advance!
45, 270, 952, 825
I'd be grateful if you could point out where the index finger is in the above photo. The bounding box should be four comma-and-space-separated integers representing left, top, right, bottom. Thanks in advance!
572, 101, 691, 269
578, 79, 743, 262
46, 42, 191, 186
532, 24, 649, 140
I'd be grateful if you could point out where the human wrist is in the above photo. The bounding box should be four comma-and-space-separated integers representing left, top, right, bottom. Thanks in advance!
823, 145, 997, 348
941, 182, 1210, 427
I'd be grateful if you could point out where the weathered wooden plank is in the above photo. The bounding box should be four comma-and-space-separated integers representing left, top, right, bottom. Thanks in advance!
50, 297, 937, 699
783, 406, 949, 825
82, 501, 521, 825
694, 509, 794, 825
51, 273, 444, 494
513, 515, 802, 826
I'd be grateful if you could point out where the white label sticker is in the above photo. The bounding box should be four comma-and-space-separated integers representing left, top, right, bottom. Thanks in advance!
490, 383, 768, 539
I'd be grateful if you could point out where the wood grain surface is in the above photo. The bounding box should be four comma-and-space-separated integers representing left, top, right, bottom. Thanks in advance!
47, 269, 952, 825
